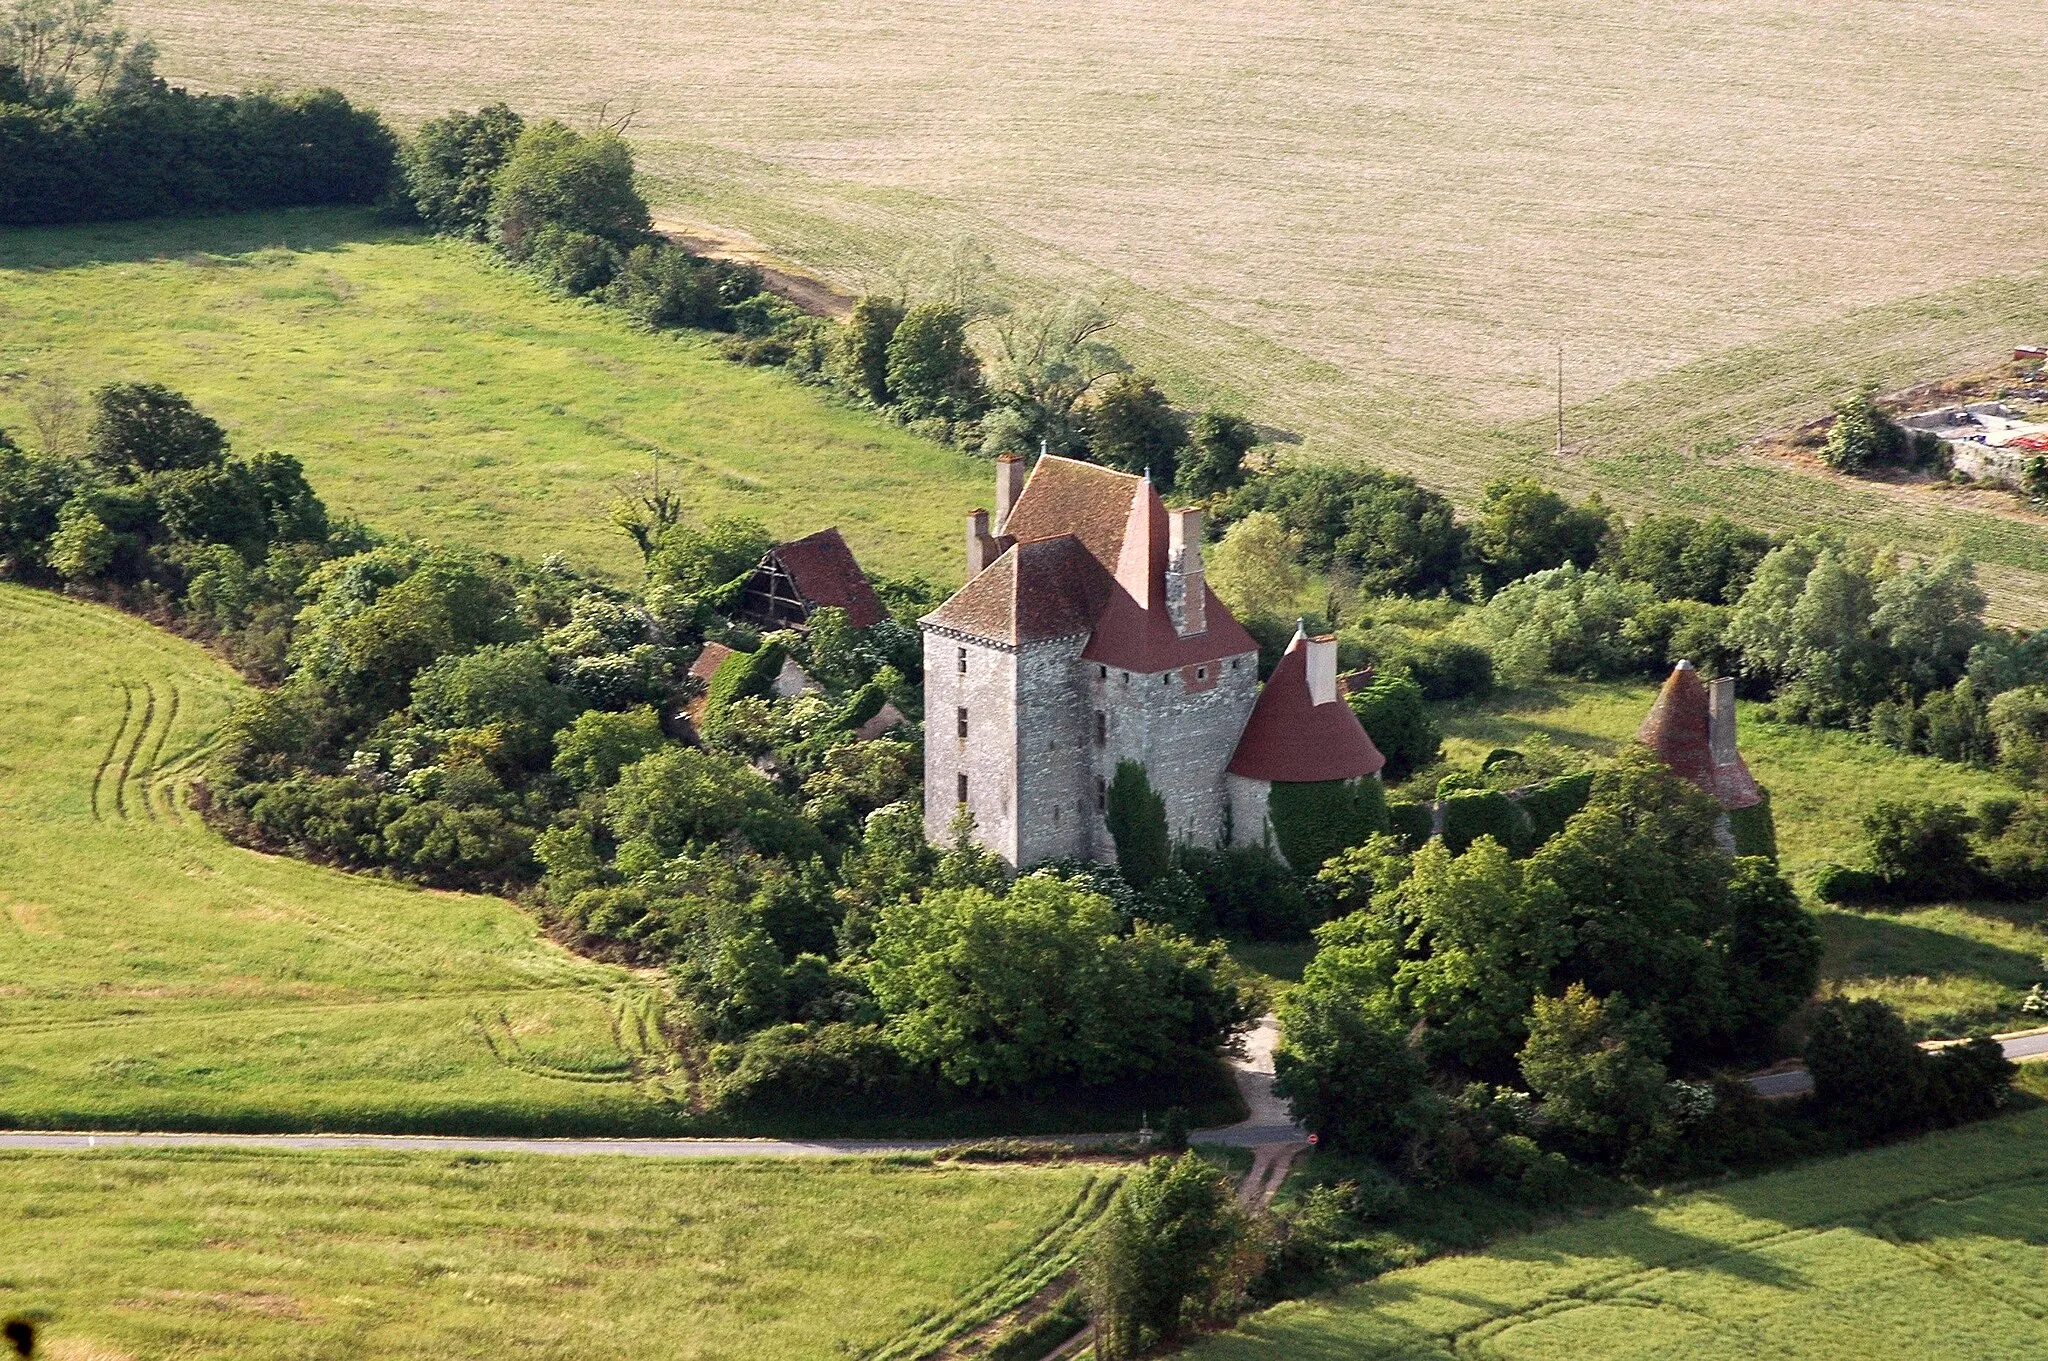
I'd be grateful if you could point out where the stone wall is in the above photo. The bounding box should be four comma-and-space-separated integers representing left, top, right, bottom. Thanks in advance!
923, 630, 1020, 861
1091, 649, 1259, 859
1013, 635, 1096, 866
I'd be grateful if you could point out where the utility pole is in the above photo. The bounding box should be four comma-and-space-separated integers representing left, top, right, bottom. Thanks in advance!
1555, 342, 1565, 456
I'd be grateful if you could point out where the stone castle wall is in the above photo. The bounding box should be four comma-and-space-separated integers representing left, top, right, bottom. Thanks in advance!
1091, 650, 1259, 858
923, 630, 1020, 861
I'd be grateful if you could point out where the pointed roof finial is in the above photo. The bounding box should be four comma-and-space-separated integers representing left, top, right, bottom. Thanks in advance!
1039, 437, 1048, 460
1144, 466, 1153, 485
1293, 616, 1307, 642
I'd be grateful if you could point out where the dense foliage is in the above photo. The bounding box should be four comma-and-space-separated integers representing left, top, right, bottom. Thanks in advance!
1083, 1153, 1250, 1360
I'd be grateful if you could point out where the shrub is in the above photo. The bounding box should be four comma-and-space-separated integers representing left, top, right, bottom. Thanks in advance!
1812, 863, 1891, 905
1085, 374, 1186, 488
1805, 997, 1928, 1142
1346, 673, 1440, 782
838, 297, 906, 404
1273, 973, 1427, 1158
1512, 771, 1594, 847
1440, 789, 1533, 856
488, 120, 649, 263
1181, 843, 1312, 940
709, 1022, 912, 1116
1106, 760, 1172, 890
883, 303, 985, 421
1083, 1153, 1247, 1360
1469, 477, 1611, 595
1267, 777, 1389, 875
1178, 412, 1258, 499
1862, 799, 1979, 901
1221, 463, 1468, 598
1924, 1036, 2018, 1126
1383, 636, 1494, 700
1385, 800, 1433, 850
400, 103, 524, 239
1517, 984, 1669, 1168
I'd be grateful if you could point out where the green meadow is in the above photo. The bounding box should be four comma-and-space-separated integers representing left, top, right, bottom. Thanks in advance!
1439, 681, 2048, 1037
1180, 1103, 2048, 1360
0, 210, 985, 583
0, 1147, 1103, 1361
0, 581, 694, 1133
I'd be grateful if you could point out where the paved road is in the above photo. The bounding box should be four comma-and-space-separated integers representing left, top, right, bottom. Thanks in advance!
0, 1019, 1307, 1161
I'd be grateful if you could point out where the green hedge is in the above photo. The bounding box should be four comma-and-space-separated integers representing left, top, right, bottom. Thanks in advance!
835, 681, 888, 732
1813, 863, 1891, 905
1386, 801, 1434, 850
1441, 790, 1533, 857
1729, 788, 1778, 862
1268, 777, 1390, 873
700, 639, 786, 738
1514, 771, 1594, 847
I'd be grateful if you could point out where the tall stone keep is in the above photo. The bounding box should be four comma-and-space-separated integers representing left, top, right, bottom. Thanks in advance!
921, 456, 1384, 869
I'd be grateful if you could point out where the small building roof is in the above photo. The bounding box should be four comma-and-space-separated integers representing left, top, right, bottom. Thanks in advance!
1228, 630, 1386, 783
762, 527, 887, 628
922, 535, 1112, 647
1638, 661, 1762, 810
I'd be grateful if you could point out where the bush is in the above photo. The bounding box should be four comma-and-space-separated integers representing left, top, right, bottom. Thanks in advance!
1, 85, 396, 226
399, 103, 524, 239
1346, 673, 1440, 782
884, 303, 985, 421
1385, 801, 1433, 850
1267, 777, 1389, 875
709, 1022, 912, 1116
1221, 463, 1468, 598
1512, 771, 1594, 847
1517, 984, 1669, 1168
1812, 863, 1892, 905
1384, 636, 1494, 701
1181, 843, 1313, 940
488, 120, 649, 264
1805, 997, 1928, 1142
1862, 799, 1979, 901
1440, 790, 1533, 856
1273, 973, 1427, 1159
1083, 1153, 1247, 1361
1106, 760, 1173, 890
699, 640, 787, 741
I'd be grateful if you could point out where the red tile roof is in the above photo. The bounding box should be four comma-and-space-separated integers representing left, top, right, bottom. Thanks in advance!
1227, 631, 1386, 782
924, 455, 1256, 665
770, 527, 886, 628
1638, 661, 1761, 810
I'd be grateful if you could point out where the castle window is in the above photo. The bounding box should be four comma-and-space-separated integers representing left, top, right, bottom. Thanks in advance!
1053, 807, 1060, 826
1122, 671, 1130, 687
1196, 665, 1207, 681
1231, 658, 1240, 671
1094, 711, 1106, 746
1163, 673, 1171, 687
956, 707, 969, 740
1095, 776, 1106, 813
957, 772, 969, 805
957, 647, 968, 674
1098, 665, 1108, 679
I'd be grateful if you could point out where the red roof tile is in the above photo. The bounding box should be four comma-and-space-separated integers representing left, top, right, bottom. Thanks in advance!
922, 535, 1112, 646
1228, 632, 1386, 782
1001, 456, 1144, 571
1638, 661, 1761, 810
770, 527, 886, 628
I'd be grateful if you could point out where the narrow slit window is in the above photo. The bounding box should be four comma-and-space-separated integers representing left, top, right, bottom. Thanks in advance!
957, 772, 969, 805
1095, 776, 1107, 813
1094, 711, 1106, 746
956, 707, 968, 740
957, 647, 968, 674
1098, 665, 1108, 679
1196, 665, 1207, 681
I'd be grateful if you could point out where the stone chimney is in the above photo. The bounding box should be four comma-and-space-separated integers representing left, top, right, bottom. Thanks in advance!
994, 454, 1025, 535
1306, 634, 1338, 706
1165, 508, 1207, 637
966, 509, 1002, 576
1709, 676, 1738, 769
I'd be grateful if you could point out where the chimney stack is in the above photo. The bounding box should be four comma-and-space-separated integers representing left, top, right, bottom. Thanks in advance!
1709, 676, 1738, 769
1306, 634, 1338, 706
994, 454, 1025, 535
966, 509, 1001, 576
1166, 508, 1207, 637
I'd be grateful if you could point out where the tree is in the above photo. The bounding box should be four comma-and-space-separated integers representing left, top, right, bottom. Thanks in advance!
1105, 760, 1172, 890
1861, 799, 1978, 898
401, 103, 525, 238
1780, 548, 1883, 726
985, 295, 1129, 455
1468, 565, 1657, 683
0, 440, 74, 572
0, 0, 153, 105
1871, 554, 1987, 692
1205, 511, 1307, 625
883, 302, 984, 421
1721, 856, 1821, 1051
409, 640, 581, 764
605, 244, 726, 331
1222, 464, 1468, 598
488, 120, 649, 262
1517, 984, 1669, 1166
1612, 513, 1772, 605
45, 495, 113, 580
551, 706, 666, 791
1083, 1153, 1247, 1360
1346, 672, 1440, 782
838, 296, 906, 405
1469, 477, 1610, 594
1990, 685, 2048, 786
1178, 412, 1258, 500
1805, 997, 1927, 1141
1820, 390, 1903, 472
1085, 374, 1187, 487
87, 383, 226, 474
865, 876, 1247, 1091
606, 745, 816, 863
1273, 941, 1427, 1157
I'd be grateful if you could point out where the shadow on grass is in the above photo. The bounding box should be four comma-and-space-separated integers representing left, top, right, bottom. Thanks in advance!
1817, 906, 2045, 988
0, 207, 418, 271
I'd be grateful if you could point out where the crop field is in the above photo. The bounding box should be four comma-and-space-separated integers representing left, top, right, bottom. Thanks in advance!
1179, 1103, 2048, 1360
117, 0, 2048, 618
0, 1147, 1104, 1361
0, 212, 985, 582
1439, 680, 2048, 1036
0, 582, 704, 1133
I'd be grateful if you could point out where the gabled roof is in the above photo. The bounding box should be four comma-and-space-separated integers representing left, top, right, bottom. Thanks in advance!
1228, 630, 1386, 783
768, 527, 886, 628
923, 454, 1257, 664
922, 535, 1112, 647
1638, 661, 1762, 811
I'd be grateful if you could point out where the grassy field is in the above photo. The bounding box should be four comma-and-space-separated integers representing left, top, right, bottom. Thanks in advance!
119, 0, 2048, 619
0, 581, 708, 1133
0, 211, 985, 582
0, 1147, 1105, 1361
1438, 680, 2048, 1036
1178, 1103, 2048, 1359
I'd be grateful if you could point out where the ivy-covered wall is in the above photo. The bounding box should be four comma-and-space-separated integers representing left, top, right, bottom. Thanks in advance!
1267, 777, 1390, 873
701, 639, 787, 739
